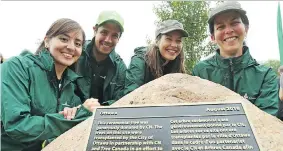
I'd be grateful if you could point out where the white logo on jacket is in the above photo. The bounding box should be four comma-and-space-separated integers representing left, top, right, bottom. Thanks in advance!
243, 93, 257, 100
62, 102, 70, 107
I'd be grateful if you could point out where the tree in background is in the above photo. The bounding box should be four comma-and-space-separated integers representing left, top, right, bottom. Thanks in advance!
153, 1, 217, 73
263, 60, 280, 75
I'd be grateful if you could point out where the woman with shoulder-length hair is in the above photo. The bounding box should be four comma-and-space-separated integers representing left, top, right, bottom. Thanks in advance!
192, 1, 279, 116
1, 18, 98, 151
124, 19, 188, 95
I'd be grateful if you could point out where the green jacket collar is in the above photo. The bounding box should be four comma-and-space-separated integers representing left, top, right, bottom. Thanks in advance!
208, 46, 258, 70
33, 49, 54, 71
28, 49, 81, 81
134, 46, 147, 56
84, 38, 117, 67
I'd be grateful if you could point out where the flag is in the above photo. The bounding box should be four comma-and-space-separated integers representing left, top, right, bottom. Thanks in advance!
277, 2, 283, 65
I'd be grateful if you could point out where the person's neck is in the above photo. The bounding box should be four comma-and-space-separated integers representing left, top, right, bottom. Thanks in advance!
54, 63, 67, 80
162, 60, 170, 66
92, 46, 108, 62
159, 51, 170, 66
220, 48, 243, 59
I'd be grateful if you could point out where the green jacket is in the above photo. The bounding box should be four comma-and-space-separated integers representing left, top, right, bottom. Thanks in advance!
1, 50, 92, 151
124, 46, 181, 95
75, 39, 127, 105
19, 49, 33, 56
278, 78, 283, 120
192, 46, 279, 116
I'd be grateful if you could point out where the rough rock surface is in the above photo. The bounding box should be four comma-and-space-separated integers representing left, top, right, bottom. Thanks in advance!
43, 73, 283, 151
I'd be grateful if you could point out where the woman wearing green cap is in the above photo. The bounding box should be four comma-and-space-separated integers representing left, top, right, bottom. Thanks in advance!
192, 1, 279, 116
124, 19, 188, 95
1, 18, 98, 151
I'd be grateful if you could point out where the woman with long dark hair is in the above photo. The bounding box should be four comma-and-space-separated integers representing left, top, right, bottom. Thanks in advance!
124, 20, 188, 95
1, 18, 98, 151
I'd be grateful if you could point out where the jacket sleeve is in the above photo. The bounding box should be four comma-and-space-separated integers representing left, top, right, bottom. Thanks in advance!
1, 58, 91, 143
191, 64, 200, 76
280, 74, 283, 100
103, 61, 127, 105
277, 77, 283, 120
123, 54, 146, 96
254, 69, 279, 116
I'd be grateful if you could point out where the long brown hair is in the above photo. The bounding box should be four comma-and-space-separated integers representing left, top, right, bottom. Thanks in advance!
35, 18, 86, 54
145, 35, 185, 79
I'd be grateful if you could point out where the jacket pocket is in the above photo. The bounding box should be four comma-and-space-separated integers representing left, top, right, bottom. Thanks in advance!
30, 81, 57, 115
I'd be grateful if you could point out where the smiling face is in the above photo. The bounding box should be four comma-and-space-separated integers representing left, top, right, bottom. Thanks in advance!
212, 11, 248, 58
93, 21, 121, 59
157, 30, 183, 61
45, 30, 83, 67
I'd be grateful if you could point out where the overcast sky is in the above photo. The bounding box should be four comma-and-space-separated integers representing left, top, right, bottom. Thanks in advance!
0, 1, 281, 66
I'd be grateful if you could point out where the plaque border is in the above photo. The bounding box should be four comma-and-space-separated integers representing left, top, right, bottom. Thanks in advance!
85, 101, 262, 151
240, 101, 262, 151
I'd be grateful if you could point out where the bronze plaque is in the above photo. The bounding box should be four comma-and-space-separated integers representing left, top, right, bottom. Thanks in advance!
86, 103, 260, 151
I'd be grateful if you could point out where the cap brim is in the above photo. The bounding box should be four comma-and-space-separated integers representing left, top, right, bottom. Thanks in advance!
161, 28, 189, 37
208, 9, 246, 24
98, 20, 124, 32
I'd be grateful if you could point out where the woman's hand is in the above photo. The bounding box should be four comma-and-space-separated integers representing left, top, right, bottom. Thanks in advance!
82, 98, 100, 112
59, 106, 79, 120
59, 98, 100, 119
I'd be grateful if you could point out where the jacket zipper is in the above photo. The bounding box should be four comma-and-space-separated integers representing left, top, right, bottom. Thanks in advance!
229, 59, 235, 91
54, 79, 65, 112
58, 80, 72, 110
54, 80, 61, 112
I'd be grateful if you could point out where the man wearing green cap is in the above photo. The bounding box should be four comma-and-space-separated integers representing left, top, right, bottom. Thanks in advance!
75, 11, 127, 106
192, 1, 279, 116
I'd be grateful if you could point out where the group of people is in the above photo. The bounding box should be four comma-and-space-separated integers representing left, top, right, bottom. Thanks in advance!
1, 1, 283, 151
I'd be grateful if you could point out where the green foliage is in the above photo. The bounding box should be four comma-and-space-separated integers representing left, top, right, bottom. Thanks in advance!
263, 60, 280, 75
153, 1, 216, 73
145, 35, 153, 45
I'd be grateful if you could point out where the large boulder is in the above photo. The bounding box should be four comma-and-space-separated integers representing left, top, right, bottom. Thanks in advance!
43, 73, 283, 151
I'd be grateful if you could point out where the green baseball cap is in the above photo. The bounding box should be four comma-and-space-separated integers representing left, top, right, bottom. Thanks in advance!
96, 10, 124, 32
208, 1, 249, 34
155, 20, 188, 38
